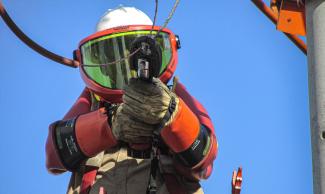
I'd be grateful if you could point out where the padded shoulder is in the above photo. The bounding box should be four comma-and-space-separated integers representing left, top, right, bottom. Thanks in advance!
63, 88, 92, 120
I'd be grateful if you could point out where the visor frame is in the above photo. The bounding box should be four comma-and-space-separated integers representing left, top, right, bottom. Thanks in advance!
77, 25, 178, 102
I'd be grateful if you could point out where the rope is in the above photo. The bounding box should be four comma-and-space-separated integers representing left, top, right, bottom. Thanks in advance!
150, 0, 159, 35
155, 0, 180, 38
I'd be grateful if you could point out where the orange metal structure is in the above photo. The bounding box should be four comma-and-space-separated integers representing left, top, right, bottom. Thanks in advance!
276, 1, 306, 36
232, 167, 243, 194
251, 0, 307, 55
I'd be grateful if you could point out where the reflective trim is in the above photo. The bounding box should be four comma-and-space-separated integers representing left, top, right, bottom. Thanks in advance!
83, 31, 159, 45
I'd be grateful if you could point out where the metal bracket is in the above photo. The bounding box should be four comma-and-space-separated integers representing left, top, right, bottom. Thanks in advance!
232, 167, 243, 194
277, 0, 306, 36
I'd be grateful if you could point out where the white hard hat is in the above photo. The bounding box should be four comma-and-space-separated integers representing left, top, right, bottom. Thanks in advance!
96, 6, 153, 32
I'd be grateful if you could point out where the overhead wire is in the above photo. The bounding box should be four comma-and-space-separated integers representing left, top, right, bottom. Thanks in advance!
0, 1, 79, 68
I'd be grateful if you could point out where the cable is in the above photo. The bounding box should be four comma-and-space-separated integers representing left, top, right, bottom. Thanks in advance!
0, 1, 79, 68
0, 1, 180, 68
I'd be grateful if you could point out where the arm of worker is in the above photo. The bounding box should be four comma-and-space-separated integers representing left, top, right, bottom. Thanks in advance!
160, 82, 218, 181
121, 78, 218, 180
45, 88, 118, 174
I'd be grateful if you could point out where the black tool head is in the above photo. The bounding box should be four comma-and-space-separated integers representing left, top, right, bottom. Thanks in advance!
129, 36, 162, 80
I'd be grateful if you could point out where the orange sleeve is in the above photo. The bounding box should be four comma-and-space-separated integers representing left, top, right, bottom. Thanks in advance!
170, 82, 218, 180
161, 99, 201, 153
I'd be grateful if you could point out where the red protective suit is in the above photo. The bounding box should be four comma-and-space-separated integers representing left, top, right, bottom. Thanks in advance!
45, 81, 217, 194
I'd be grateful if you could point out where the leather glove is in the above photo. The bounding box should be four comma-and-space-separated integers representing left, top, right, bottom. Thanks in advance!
112, 77, 179, 143
122, 77, 179, 126
112, 104, 156, 143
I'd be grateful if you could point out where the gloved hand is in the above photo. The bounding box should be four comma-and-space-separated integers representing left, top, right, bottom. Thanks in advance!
122, 77, 179, 126
111, 77, 179, 144
111, 105, 156, 143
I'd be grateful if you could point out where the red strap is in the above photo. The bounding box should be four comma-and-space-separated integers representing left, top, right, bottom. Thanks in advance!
80, 168, 98, 194
163, 174, 187, 194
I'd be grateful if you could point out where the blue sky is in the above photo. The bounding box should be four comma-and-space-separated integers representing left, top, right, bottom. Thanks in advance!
0, 1, 310, 194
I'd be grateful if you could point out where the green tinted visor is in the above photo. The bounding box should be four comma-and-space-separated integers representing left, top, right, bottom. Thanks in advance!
80, 31, 172, 89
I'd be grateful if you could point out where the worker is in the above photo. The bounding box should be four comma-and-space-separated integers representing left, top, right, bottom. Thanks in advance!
45, 6, 217, 194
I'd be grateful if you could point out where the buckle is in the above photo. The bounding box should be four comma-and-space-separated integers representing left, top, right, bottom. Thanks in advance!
168, 96, 176, 112
127, 148, 151, 159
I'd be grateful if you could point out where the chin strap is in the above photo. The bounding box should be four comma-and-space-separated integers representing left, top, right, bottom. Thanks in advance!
0, 1, 78, 67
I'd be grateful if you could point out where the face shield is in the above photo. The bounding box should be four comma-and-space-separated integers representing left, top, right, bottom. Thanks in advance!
80, 30, 173, 90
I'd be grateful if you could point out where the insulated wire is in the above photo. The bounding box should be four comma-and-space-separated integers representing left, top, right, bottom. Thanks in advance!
0, 0, 180, 68
0, 1, 79, 68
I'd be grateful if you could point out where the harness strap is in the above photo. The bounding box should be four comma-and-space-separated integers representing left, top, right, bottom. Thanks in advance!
79, 92, 102, 194
146, 134, 160, 194
80, 167, 98, 194
146, 156, 159, 194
